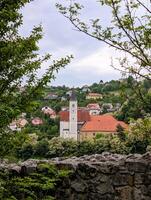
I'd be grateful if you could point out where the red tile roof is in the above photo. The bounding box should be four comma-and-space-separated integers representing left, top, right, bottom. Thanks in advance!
59, 110, 90, 122
32, 117, 43, 125
87, 103, 100, 110
81, 115, 128, 132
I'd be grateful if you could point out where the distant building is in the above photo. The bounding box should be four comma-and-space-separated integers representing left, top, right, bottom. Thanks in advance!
31, 117, 43, 126
44, 93, 58, 100
60, 91, 90, 141
101, 103, 114, 112
41, 106, 57, 119
86, 93, 103, 100
9, 118, 28, 131
87, 103, 101, 115
81, 85, 91, 92
9, 121, 21, 132
99, 80, 104, 84
114, 103, 121, 111
66, 90, 72, 96
61, 96, 67, 101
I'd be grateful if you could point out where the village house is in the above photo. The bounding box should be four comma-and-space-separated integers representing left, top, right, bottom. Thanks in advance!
59, 91, 127, 141
31, 117, 43, 126
101, 103, 114, 113
81, 85, 91, 92
86, 93, 103, 100
87, 103, 101, 115
61, 96, 67, 101
9, 118, 28, 131
44, 93, 58, 100
41, 106, 57, 119
66, 90, 73, 96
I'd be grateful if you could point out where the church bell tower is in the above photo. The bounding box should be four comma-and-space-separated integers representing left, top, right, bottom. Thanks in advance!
69, 90, 78, 140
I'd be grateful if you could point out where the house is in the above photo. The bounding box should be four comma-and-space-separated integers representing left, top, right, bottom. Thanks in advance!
101, 103, 114, 113
61, 96, 67, 101
59, 92, 128, 141
44, 93, 58, 100
9, 118, 28, 131
86, 93, 103, 100
17, 118, 28, 128
42, 106, 57, 119
81, 85, 91, 92
66, 90, 72, 96
114, 103, 121, 111
31, 117, 43, 125
80, 115, 128, 141
9, 121, 21, 131
87, 103, 101, 115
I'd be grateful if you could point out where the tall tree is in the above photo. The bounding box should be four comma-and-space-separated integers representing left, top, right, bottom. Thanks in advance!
0, 0, 72, 156
56, 0, 151, 118
0, 0, 72, 129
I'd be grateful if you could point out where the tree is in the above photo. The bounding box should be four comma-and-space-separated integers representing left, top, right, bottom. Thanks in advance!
0, 0, 72, 157
0, 0, 72, 130
56, 0, 151, 118
126, 118, 151, 153
56, 0, 151, 80
116, 124, 126, 141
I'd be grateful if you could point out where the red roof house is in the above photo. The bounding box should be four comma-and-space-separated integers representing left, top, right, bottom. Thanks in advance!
31, 117, 43, 126
81, 115, 128, 133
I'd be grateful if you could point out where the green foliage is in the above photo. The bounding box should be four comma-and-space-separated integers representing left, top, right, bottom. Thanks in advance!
126, 118, 151, 154
2, 117, 151, 160
57, 0, 151, 124
0, 0, 72, 157
17, 144, 34, 160
116, 124, 126, 142
0, 164, 71, 200
34, 139, 49, 157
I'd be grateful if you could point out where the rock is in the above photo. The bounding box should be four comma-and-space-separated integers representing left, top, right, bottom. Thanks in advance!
1, 152, 151, 200
71, 180, 87, 192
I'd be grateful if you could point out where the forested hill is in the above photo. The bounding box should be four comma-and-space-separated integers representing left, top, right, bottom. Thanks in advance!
37, 77, 151, 121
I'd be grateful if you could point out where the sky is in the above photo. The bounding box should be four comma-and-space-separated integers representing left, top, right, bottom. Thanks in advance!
20, 0, 122, 87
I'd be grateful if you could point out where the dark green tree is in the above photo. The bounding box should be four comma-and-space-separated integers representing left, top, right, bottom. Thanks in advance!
0, 0, 72, 157
116, 124, 126, 141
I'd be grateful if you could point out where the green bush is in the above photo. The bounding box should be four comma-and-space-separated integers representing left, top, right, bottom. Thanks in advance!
0, 164, 71, 200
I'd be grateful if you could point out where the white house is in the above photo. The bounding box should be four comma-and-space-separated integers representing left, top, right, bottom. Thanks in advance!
87, 103, 101, 115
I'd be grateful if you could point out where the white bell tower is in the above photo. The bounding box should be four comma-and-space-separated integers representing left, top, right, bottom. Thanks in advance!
69, 90, 78, 140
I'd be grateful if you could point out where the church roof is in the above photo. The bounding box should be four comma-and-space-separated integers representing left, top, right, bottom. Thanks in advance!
59, 110, 90, 122
80, 115, 128, 132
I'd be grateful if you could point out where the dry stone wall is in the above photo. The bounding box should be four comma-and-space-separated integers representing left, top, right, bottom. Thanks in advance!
1, 152, 151, 200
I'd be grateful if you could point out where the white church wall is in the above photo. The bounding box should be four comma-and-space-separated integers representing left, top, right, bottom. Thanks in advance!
69, 100, 77, 135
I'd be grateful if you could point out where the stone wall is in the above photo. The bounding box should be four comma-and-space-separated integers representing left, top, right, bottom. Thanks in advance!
1, 152, 151, 200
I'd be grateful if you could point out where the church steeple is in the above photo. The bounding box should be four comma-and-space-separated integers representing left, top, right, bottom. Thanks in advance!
70, 89, 77, 101
69, 89, 77, 139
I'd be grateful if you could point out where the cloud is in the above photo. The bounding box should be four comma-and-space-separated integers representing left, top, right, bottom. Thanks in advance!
52, 46, 122, 86
20, 0, 122, 87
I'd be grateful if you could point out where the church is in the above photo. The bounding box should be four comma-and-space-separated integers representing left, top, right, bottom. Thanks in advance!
59, 90, 90, 141
59, 91, 128, 141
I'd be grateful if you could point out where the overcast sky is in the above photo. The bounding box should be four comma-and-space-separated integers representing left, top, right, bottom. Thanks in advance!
20, 0, 122, 87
